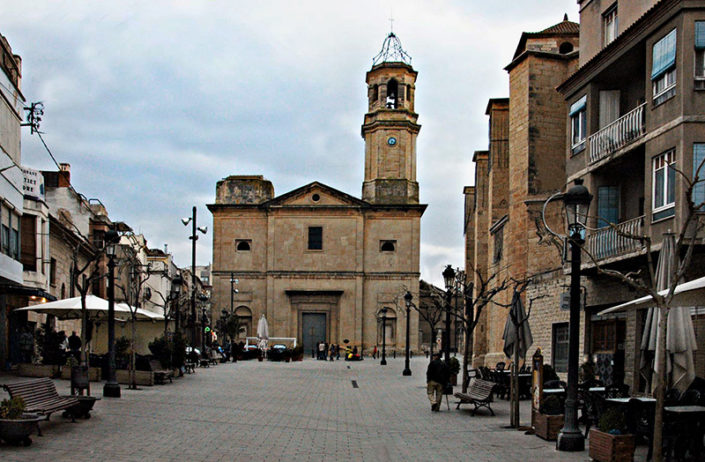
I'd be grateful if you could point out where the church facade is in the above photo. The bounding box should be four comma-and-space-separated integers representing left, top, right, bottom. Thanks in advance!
208, 33, 426, 354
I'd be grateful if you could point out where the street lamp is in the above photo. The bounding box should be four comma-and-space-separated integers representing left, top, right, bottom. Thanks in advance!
182, 207, 207, 352
103, 229, 121, 398
380, 307, 388, 366
230, 273, 239, 315
442, 265, 455, 367
556, 178, 592, 452
403, 291, 413, 376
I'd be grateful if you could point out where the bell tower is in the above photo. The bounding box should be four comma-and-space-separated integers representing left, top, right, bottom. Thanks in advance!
361, 32, 420, 204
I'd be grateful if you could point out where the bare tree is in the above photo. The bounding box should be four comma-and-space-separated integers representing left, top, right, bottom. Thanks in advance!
408, 281, 446, 360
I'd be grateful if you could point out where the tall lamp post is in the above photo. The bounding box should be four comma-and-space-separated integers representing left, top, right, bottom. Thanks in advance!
380, 307, 388, 366
556, 179, 592, 452
103, 230, 121, 398
182, 207, 207, 351
170, 275, 183, 333
442, 265, 455, 367
403, 291, 413, 376
230, 273, 239, 314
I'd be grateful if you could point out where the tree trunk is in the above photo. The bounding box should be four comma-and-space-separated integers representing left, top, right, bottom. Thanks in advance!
80, 293, 88, 368
651, 305, 668, 462
429, 329, 435, 361
462, 327, 473, 393
130, 315, 137, 389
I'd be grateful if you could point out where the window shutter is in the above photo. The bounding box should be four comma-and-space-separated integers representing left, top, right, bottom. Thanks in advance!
651, 29, 677, 80
569, 95, 587, 116
694, 144, 705, 209
696, 22, 705, 50
21, 215, 36, 271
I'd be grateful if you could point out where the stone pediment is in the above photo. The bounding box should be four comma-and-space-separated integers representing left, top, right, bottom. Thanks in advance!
266, 182, 368, 208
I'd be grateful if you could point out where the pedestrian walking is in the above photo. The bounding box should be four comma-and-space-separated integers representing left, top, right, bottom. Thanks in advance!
372, 345, 378, 359
336, 344, 340, 360
329, 344, 335, 361
426, 352, 449, 412
318, 341, 326, 360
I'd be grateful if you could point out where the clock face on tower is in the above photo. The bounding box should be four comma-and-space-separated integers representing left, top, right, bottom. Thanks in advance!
387, 137, 397, 146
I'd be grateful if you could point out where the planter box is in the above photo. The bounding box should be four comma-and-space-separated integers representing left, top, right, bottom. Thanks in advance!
60, 367, 101, 381
533, 409, 564, 441
17, 363, 60, 378
589, 428, 635, 462
116, 370, 154, 386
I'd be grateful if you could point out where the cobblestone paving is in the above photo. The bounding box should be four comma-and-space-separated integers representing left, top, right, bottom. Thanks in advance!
0, 357, 633, 461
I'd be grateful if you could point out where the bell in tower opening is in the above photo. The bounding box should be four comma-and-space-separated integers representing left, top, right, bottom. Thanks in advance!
361, 32, 420, 205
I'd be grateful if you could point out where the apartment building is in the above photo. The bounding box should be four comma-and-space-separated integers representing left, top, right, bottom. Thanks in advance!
558, 0, 705, 388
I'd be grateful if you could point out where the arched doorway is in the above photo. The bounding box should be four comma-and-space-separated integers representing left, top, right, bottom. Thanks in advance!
234, 306, 252, 340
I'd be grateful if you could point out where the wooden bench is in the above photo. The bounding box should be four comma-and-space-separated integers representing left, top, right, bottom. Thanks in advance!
2, 377, 80, 435
148, 359, 174, 385
454, 378, 496, 416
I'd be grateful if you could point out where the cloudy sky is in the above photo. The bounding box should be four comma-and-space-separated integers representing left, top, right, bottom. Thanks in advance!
3, 0, 578, 287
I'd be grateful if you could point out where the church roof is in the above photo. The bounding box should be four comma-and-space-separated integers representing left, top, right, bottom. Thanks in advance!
265, 181, 369, 207
372, 32, 412, 66
512, 16, 579, 60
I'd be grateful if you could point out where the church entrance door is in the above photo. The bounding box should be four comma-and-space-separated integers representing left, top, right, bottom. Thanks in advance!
302, 313, 326, 357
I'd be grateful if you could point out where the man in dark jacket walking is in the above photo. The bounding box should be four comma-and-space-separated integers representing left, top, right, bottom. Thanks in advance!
426, 352, 449, 411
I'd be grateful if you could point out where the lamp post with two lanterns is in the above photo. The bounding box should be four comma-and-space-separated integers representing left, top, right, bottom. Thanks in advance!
380, 307, 388, 366
442, 265, 456, 367
182, 207, 207, 351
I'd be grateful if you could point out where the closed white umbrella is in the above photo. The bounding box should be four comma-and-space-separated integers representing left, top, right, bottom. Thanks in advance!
257, 314, 269, 350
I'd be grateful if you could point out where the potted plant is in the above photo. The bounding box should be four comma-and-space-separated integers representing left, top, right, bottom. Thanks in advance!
533, 394, 564, 441
589, 407, 635, 462
0, 397, 41, 446
448, 357, 460, 386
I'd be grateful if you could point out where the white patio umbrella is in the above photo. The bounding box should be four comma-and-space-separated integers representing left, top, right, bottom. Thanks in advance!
257, 314, 269, 350
14, 295, 131, 320
116, 303, 165, 321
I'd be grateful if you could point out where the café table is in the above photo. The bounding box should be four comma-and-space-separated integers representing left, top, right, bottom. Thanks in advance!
606, 396, 656, 404
664, 405, 705, 459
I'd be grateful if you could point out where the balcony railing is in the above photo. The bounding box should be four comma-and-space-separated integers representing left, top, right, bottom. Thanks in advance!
588, 103, 646, 164
586, 215, 645, 261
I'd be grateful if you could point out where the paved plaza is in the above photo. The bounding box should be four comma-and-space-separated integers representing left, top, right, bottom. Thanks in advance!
0, 356, 640, 461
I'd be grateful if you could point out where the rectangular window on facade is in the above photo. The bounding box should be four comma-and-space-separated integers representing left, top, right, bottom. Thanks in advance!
603, 4, 618, 46
597, 185, 620, 227
570, 96, 587, 154
9, 212, 19, 260
50, 257, 56, 285
552, 323, 570, 373
652, 29, 677, 105
653, 149, 676, 221
493, 227, 503, 263
20, 215, 36, 271
308, 226, 323, 250
1, 203, 8, 255
693, 143, 705, 209
695, 22, 705, 88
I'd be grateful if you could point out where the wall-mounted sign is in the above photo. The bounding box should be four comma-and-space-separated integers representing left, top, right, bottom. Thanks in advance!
21, 167, 44, 200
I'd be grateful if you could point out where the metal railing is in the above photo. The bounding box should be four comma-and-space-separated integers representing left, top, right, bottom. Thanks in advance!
586, 215, 645, 261
588, 103, 646, 164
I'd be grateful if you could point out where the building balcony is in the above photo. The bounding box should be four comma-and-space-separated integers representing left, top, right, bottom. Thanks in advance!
588, 103, 646, 165
585, 215, 645, 262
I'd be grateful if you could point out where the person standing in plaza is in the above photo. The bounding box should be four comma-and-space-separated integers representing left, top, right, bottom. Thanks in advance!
329, 343, 335, 361
426, 352, 448, 412
68, 331, 82, 360
372, 345, 377, 359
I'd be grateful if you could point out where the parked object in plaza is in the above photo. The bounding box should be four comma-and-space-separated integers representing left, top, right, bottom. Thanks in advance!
0, 397, 41, 446
268, 344, 290, 362
63, 395, 100, 420
534, 395, 565, 441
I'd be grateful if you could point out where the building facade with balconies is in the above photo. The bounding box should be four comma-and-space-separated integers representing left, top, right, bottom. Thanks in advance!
558, 0, 705, 388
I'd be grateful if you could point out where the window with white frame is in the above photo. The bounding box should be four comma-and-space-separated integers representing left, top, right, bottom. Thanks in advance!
570, 95, 587, 154
651, 29, 677, 105
653, 150, 676, 221
693, 143, 705, 209
603, 4, 618, 46
695, 22, 705, 88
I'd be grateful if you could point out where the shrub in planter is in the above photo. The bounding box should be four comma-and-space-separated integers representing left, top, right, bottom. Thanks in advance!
35, 328, 66, 365
0, 397, 40, 446
589, 407, 635, 462
148, 332, 186, 369
534, 394, 564, 441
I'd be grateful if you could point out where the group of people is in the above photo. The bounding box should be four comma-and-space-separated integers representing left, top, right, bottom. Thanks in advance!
208, 339, 245, 362
315, 342, 361, 361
